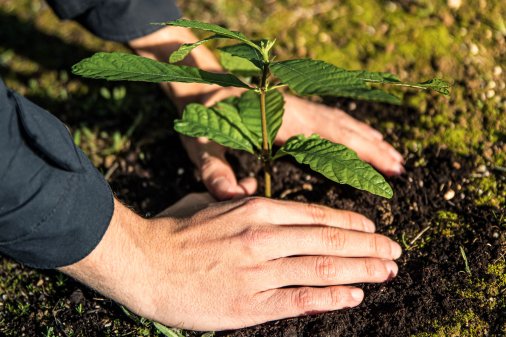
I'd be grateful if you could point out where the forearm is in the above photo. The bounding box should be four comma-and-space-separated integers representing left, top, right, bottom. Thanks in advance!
58, 199, 158, 317
128, 26, 226, 111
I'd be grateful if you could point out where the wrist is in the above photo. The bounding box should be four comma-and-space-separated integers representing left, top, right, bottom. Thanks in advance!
58, 199, 161, 317
129, 26, 226, 112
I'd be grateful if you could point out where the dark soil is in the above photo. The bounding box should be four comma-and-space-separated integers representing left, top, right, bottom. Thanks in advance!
3, 98, 504, 337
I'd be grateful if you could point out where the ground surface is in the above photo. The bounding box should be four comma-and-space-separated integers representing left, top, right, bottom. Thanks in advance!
0, 0, 505, 336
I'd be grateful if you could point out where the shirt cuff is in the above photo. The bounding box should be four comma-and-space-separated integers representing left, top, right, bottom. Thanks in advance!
0, 81, 114, 269
47, 0, 182, 42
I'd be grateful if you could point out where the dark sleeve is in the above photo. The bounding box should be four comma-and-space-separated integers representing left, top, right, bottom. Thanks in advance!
46, 0, 182, 42
0, 79, 113, 269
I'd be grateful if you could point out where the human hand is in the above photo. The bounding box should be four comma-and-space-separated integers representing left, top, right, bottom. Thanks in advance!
181, 88, 404, 200
60, 196, 401, 331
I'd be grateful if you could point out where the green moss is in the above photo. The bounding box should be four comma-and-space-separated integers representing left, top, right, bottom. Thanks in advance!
469, 175, 506, 208
434, 210, 461, 238
414, 310, 490, 337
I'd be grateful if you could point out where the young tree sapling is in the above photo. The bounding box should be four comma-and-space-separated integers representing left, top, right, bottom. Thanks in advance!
72, 19, 450, 198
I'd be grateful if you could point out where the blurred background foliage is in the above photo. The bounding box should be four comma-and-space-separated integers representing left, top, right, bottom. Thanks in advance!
0, 0, 504, 336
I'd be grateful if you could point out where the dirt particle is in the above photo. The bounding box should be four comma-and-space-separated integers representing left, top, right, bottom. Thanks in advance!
444, 189, 456, 200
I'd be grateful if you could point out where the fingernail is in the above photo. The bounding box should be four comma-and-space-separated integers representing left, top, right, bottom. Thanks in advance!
385, 261, 398, 279
389, 148, 404, 162
211, 177, 231, 193
391, 163, 405, 175
363, 218, 376, 233
351, 288, 364, 302
391, 242, 402, 259
371, 129, 384, 140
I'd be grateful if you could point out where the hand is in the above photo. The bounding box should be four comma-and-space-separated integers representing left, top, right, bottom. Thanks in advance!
182, 88, 404, 200
60, 195, 402, 331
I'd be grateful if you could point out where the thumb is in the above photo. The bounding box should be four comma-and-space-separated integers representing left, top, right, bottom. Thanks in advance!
180, 136, 257, 200
200, 152, 257, 200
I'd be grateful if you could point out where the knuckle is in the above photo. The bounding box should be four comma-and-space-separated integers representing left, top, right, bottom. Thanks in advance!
241, 226, 273, 248
307, 203, 327, 224
292, 288, 315, 310
364, 259, 382, 279
321, 227, 346, 250
329, 287, 344, 307
315, 256, 339, 281
242, 197, 270, 217
369, 235, 392, 257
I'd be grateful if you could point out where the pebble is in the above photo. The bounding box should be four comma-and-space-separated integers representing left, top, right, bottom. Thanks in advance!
302, 183, 313, 191
477, 164, 487, 173
452, 161, 461, 170
469, 43, 479, 55
447, 0, 462, 9
177, 167, 185, 175
492, 232, 499, 238
494, 66, 503, 76
444, 189, 456, 200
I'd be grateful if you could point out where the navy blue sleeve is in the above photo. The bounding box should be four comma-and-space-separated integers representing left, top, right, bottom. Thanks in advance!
0, 79, 113, 269
46, 0, 182, 42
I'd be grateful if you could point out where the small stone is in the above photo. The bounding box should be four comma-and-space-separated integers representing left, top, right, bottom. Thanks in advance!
36, 279, 44, 287
447, 0, 461, 9
304, 174, 311, 181
302, 183, 313, 191
494, 66, 503, 76
349, 102, 357, 111
469, 43, 479, 55
177, 167, 185, 175
492, 232, 499, 238
444, 189, 455, 200
452, 161, 461, 170
487, 81, 497, 89
477, 164, 487, 173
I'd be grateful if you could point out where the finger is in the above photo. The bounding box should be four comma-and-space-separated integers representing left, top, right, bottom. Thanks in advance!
262, 256, 398, 288
246, 225, 401, 260
197, 150, 256, 201
256, 286, 363, 320
237, 177, 258, 199
338, 128, 404, 175
237, 198, 375, 232
156, 193, 216, 218
332, 110, 384, 141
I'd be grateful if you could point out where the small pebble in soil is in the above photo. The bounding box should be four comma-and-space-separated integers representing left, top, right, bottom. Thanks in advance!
302, 183, 313, 191
492, 232, 499, 238
452, 161, 461, 170
444, 189, 456, 200
177, 167, 185, 175
477, 164, 488, 173
447, 0, 462, 9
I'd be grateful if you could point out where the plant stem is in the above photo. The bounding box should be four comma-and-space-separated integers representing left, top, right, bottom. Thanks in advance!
260, 62, 271, 197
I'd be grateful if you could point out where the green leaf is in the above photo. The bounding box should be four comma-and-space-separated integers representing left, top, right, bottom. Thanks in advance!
354, 71, 451, 95
270, 59, 400, 104
276, 135, 393, 198
219, 43, 264, 68
270, 59, 450, 104
157, 19, 259, 51
72, 52, 250, 89
237, 89, 284, 148
153, 322, 185, 337
219, 52, 261, 77
169, 35, 222, 63
174, 103, 258, 153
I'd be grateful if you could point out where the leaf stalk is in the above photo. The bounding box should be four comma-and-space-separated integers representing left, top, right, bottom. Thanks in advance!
259, 62, 272, 197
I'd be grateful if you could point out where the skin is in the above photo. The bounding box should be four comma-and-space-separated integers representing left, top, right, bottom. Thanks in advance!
60, 195, 401, 331
129, 26, 405, 200
60, 25, 404, 331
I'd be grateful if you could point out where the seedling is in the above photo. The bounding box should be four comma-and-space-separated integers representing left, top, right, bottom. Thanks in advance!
72, 19, 450, 198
